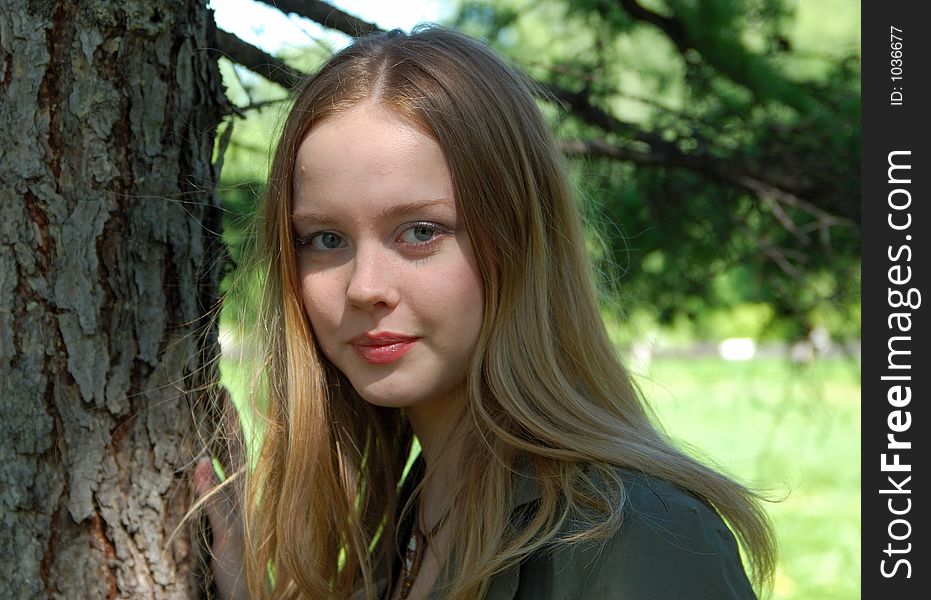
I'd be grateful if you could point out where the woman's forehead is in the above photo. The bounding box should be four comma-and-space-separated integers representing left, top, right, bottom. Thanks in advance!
291, 105, 456, 221
296, 105, 442, 174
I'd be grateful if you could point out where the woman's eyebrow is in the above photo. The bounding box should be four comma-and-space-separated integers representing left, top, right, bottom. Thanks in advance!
377, 198, 454, 221
291, 199, 454, 224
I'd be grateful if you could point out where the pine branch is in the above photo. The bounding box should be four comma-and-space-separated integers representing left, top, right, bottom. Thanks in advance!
255, 0, 381, 37
560, 139, 852, 234
214, 28, 303, 89
613, 0, 817, 114
541, 82, 679, 157
616, 0, 690, 54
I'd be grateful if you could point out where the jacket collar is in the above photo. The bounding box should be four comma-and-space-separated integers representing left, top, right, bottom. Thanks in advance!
367, 453, 540, 600
481, 455, 541, 599
408, 451, 543, 511
510, 453, 543, 509
432, 454, 539, 599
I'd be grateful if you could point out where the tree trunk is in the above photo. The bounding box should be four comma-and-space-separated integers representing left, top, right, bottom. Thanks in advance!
1, 1, 224, 598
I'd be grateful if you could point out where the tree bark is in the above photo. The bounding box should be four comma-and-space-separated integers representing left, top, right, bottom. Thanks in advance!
1, 1, 224, 598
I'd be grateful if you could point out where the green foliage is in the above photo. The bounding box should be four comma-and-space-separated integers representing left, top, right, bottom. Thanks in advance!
450, 0, 860, 340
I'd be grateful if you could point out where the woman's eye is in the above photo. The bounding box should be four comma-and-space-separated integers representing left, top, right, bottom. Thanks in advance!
302, 231, 345, 251
399, 223, 441, 245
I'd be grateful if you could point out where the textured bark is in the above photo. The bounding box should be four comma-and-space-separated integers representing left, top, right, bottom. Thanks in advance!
0, 1, 224, 598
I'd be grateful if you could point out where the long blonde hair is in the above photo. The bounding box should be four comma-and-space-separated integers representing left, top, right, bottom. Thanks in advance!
228, 25, 775, 600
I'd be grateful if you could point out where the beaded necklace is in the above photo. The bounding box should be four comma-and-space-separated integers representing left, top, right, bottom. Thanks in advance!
397, 502, 448, 600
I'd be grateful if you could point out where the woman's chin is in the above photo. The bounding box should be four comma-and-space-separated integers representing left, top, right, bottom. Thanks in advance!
351, 384, 417, 410
358, 396, 416, 410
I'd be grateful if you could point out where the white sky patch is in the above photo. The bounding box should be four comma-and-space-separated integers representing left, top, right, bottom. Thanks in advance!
209, 0, 450, 54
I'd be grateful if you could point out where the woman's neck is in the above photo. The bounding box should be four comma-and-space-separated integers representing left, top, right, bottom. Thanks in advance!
404, 392, 466, 527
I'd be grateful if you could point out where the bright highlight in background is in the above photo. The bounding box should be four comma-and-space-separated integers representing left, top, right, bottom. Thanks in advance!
717, 338, 757, 361
209, 0, 450, 54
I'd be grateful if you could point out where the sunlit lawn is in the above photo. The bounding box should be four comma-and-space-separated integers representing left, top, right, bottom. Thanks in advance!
637, 356, 860, 600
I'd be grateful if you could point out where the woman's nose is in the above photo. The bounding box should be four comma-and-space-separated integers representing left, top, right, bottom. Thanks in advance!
345, 244, 400, 310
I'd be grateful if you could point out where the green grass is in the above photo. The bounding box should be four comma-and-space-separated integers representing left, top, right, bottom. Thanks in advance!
636, 356, 860, 599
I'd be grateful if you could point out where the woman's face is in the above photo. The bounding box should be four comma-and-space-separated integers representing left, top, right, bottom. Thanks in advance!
291, 103, 484, 412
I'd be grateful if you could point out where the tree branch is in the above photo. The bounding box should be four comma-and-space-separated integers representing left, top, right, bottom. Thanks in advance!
540, 82, 674, 153
560, 139, 852, 236
616, 0, 690, 55
255, 0, 382, 37
214, 28, 304, 89
736, 218, 810, 280
614, 0, 817, 115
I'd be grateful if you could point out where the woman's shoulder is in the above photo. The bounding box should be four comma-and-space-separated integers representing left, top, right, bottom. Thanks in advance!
610, 467, 750, 570
573, 464, 739, 535
615, 465, 723, 517
505, 465, 758, 599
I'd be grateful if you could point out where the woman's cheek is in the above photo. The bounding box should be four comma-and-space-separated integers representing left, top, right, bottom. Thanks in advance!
301, 280, 335, 331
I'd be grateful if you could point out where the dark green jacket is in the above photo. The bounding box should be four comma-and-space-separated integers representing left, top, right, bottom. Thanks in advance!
480, 467, 757, 599
371, 462, 757, 599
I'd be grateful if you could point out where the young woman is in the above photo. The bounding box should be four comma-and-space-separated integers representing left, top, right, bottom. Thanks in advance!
194, 26, 776, 600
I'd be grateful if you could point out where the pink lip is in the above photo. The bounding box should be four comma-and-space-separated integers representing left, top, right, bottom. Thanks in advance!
349, 332, 419, 365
